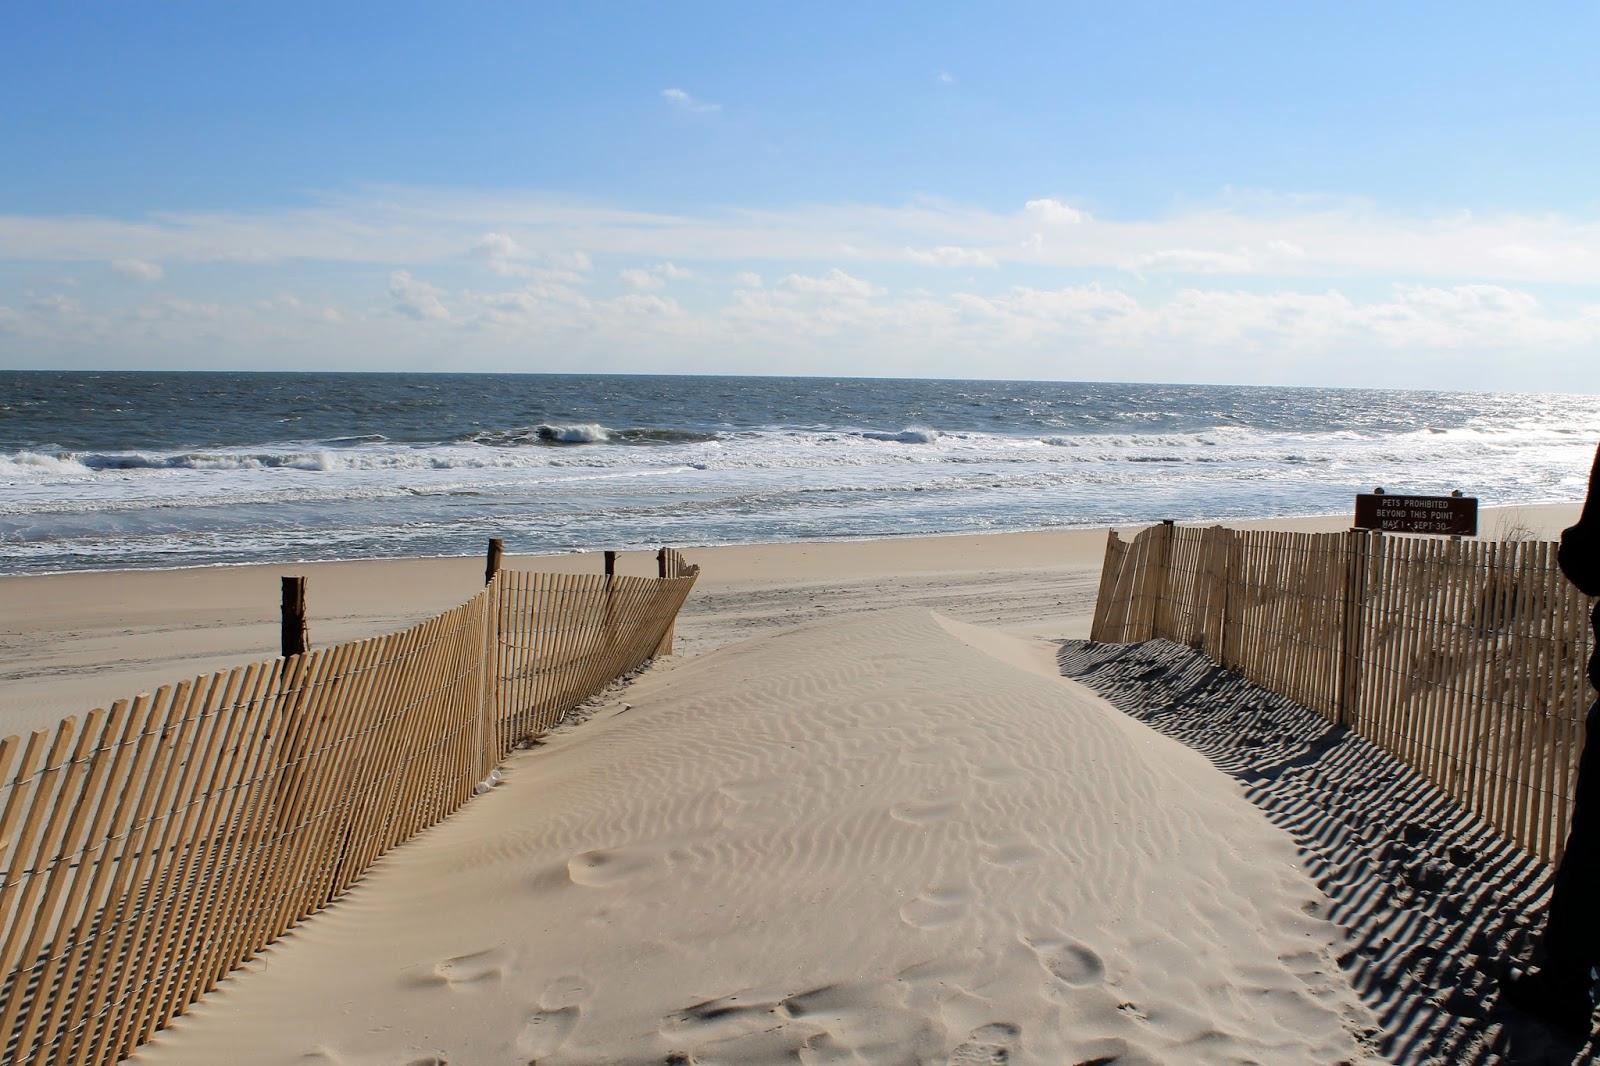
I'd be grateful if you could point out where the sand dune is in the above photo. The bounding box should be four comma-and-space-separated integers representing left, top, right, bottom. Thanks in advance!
134, 609, 1377, 1065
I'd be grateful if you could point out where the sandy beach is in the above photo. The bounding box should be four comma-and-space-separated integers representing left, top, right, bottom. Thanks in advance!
0, 502, 1584, 1064
0, 504, 1578, 736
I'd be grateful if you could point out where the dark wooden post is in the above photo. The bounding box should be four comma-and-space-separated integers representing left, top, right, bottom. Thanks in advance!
281, 576, 308, 658
1154, 519, 1176, 640
657, 548, 668, 579
603, 550, 617, 577
485, 538, 504, 585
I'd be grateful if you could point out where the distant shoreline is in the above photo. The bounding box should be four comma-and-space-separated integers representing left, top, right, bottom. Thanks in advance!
1, 502, 1582, 736
1, 498, 1588, 580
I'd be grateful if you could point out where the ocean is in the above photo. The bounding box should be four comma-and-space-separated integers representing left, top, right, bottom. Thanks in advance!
2, 371, 1597, 575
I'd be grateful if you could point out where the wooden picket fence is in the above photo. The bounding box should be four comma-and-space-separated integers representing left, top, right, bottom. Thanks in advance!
0, 550, 699, 1065
1091, 523, 1595, 864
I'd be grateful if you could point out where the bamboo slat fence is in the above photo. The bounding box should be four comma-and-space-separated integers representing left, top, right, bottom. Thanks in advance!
0, 549, 699, 1065
1091, 523, 1595, 864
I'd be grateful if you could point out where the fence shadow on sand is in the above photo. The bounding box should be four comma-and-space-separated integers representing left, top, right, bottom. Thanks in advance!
1060, 637, 1595, 1066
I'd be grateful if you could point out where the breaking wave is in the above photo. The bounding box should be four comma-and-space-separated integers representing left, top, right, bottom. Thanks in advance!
465, 424, 721, 446
860, 427, 942, 443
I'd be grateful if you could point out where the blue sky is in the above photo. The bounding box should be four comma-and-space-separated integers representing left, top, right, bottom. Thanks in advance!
3, 2, 1599, 389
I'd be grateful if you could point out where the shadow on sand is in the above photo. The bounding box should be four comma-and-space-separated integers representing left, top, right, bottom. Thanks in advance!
1059, 638, 1595, 1066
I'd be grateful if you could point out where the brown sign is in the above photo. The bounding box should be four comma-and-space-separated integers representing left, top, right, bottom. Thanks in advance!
1354, 493, 1478, 536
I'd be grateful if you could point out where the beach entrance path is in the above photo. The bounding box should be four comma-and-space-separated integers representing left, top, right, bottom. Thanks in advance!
129, 607, 1377, 1065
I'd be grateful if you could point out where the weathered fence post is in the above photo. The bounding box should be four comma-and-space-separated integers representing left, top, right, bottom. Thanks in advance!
1219, 528, 1242, 670
280, 577, 308, 657
655, 548, 677, 656
485, 538, 503, 585
479, 539, 503, 775
603, 550, 617, 577
1158, 515, 1184, 633
1089, 530, 1121, 642
1199, 526, 1228, 660
1337, 529, 1370, 727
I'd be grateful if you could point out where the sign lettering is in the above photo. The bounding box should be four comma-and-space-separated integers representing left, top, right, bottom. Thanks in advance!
1354, 493, 1478, 536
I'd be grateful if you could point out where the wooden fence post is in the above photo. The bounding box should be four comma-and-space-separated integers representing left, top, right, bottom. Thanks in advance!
485, 538, 503, 585
1154, 520, 1176, 641
1219, 529, 1241, 670
281, 577, 308, 658
1089, 530, 1120, 642
479, 546, 501, 778
603, 550, 617, 577
1337, 529, 1364, 727
656, 548, 676, 656
1199, 526, 1228, 661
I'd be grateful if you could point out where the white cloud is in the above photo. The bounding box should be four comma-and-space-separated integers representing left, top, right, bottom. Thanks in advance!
778, 269, 880, 300
548, 250, 592, 273
1129, 248, 1256, 274
10, 188, 1600, 287
469, 232, 530, 277
621, 262, 692, 289
387, 271, 449, 320
256, 292, 344, 324
132, 298, 222, 323
937, 70, 956, 84
29, 292, 80, 315
468, 234, 593, 280
906, 245, 997, 268
610, 293, 685, 317
111, 258, 164, 282
734, 271, 763, 288
1024, 198, 1087, 226
662, 87, 720, 113
469, 232, 522, 261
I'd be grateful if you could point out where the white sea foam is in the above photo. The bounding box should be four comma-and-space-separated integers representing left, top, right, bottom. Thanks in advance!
3, 415, 1596, 573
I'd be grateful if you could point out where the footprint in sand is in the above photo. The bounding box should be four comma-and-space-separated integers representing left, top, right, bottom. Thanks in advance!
979, 840, 1043, 867
1069, 1038, 1160, 1066
948, 1022, 1021, 1065
567, 849, 652, 887
540, 974, 592, 1008
660, 993, 783, 1042
428, 946, 511, 986
516, 1006, 579, 1058
900, 885, 971, 929
890, 798, 959, 824
305, 1048, 449, 1066
1024, 936, 1105, 987
972, 764, 1025, 785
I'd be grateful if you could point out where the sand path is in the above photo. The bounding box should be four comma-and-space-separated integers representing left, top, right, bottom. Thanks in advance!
132, 609, 1377, 1065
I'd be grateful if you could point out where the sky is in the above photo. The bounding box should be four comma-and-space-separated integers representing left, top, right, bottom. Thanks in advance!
2, 2, 1599, 391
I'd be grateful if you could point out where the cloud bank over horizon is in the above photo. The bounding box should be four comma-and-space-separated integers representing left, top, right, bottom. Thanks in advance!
2, 186, 1599, 392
